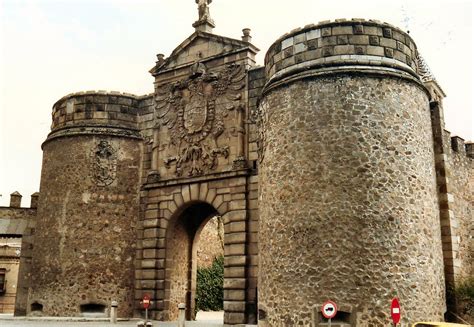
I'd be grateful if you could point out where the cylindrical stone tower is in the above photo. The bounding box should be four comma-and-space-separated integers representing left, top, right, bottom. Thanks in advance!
258, 20, 445, 326
28, 92, 142, 317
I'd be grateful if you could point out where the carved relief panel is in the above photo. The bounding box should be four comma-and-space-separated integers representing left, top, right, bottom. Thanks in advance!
91, 140, 117, 186
151, 62, 247, 180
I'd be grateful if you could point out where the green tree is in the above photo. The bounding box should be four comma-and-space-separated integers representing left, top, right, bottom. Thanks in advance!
195, 255, 224, 312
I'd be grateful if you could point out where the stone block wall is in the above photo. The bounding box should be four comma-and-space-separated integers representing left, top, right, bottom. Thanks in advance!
0, 202, 36, 236
258, 19, 445, 327
29, 134, 142, 317
134, 31, 260, 325
0, 192, 37, 316
26, 92, 144, 317
136, 173, 250, 324
50, 91, 141, 133
264, 19, 418, 87
431, 100, 473, 322
246, 66, 265, 324
448, 138, 474, 298
448, 140, 474, 282
196, 216, 224, 268
136, 95, 155, 186
14, 217, 36, 316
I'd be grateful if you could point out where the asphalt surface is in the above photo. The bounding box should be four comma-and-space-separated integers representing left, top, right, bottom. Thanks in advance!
0, 311, 228, 327
0, 322, 223, 327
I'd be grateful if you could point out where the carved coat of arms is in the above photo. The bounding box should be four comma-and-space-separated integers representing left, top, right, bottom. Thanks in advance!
91, 140, 117, 186
154, 63, 245, 177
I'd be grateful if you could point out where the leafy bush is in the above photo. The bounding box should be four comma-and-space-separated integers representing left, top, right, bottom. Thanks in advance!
456, 277, 474, 301
449, 277, 474, 322
195, 255, 224, 312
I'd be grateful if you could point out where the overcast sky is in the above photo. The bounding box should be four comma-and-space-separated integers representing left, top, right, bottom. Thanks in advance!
0, 0, 472, 206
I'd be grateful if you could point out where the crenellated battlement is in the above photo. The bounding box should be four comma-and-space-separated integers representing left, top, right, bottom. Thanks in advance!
264, 18, 421, 91
45, 91, 148, 144
0, 192, 39, 209
273, 18, 404, 43
0, 192, 37, 237
450, 135, 474, 159
51, 91, 140, 130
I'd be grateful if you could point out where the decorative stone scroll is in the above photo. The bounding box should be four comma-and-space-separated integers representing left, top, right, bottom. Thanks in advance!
154, 63, 246, 177
91, 140, 117, 186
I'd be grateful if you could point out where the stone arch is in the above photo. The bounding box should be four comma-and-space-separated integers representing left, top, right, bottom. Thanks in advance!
164, 201, 221, 320
138, 178, 250, 325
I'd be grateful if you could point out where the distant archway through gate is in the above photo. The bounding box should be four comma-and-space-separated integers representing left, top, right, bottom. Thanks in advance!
165, 201, 220, 320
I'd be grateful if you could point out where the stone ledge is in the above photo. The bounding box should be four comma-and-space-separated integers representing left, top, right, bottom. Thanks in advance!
263, 65, 426, 98
154, 47, 258, 77
267, 54, 416, 84
143, 170, 251, 189
42, 125, 142, 148
53, 90, 144, 110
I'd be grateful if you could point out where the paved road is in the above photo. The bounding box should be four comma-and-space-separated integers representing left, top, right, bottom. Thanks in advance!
0, 319, 225, 327
0, 311, 228, 327
0, 321, 224, 327
0, 322, 225, 327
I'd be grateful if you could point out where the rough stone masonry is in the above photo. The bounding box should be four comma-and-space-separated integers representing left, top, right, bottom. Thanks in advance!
2, 2, 472, 327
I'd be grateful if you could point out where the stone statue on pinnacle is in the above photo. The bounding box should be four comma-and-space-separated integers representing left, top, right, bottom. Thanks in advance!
196, 0, 212, 22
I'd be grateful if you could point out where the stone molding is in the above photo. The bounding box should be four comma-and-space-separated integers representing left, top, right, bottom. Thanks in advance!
262, 63, 426, 97
43, 125, 142, 148
143, 169, 251, 189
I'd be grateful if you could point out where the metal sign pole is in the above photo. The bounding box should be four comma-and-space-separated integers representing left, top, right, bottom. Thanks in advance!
145, 307, 148, 325
328, 318, 331, 327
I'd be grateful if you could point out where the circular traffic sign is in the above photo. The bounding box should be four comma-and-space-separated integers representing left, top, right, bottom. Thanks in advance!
142, 294, 151, 309
321, 300, 338, 319
391, 298, 401, 324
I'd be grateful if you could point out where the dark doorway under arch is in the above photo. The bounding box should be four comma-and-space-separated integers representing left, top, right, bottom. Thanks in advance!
165, 201, 221, 321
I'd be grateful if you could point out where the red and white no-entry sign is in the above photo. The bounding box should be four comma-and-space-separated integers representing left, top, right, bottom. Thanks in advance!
391, 298, 401, 325
142, 294, 151, 309
321, 300, 338, 319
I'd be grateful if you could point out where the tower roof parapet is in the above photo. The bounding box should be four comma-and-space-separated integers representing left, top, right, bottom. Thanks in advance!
44, 91, 144, 146
263, 19, 427, 92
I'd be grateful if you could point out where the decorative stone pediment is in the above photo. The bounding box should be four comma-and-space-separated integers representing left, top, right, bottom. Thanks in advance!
150, 32, 258, 76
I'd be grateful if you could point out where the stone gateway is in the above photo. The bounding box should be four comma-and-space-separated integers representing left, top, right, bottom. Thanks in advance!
4, 2, 472, 327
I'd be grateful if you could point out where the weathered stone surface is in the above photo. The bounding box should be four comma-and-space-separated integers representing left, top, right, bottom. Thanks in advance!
10, 10, 472, 327
28, 134, 141, 317
431, 102, 474, 323
196, 216, 224, 268
0, 237, 22, 313
259, 72, 446, 326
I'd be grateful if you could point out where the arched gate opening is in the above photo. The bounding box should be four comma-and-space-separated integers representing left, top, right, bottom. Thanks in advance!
165, 201, 222, 321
